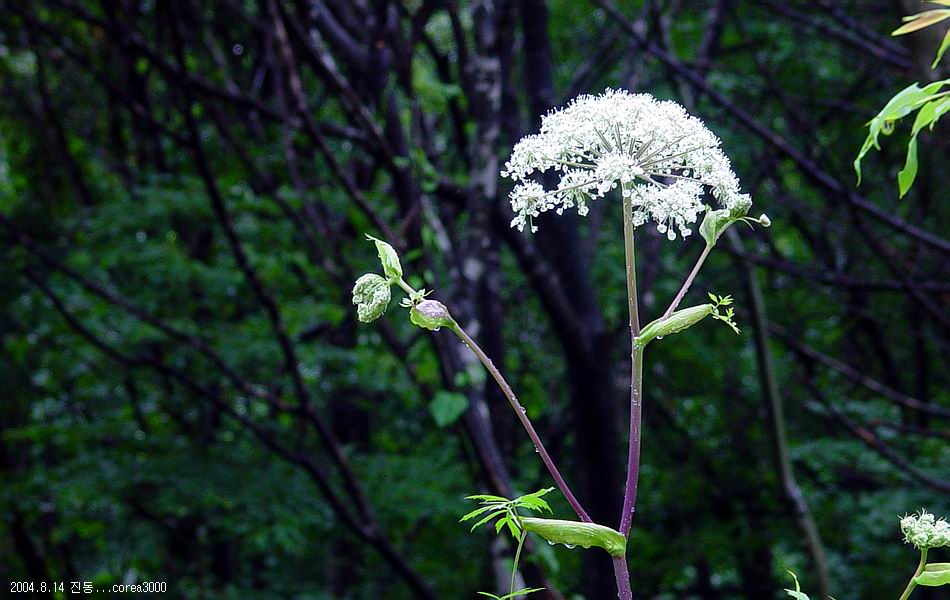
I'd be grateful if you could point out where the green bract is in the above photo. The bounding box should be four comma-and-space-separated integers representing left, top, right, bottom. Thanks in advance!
410, 299, 455, 331
636, 304, 714, 347
352, 273, 392, 323
915, 563, 950, 587
520, 517, 626, 557
367, 234, 403, 279
699, 196, 768, 247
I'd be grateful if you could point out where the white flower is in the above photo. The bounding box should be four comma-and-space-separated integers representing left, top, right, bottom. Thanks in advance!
502, 89, 750, 239
900, 509, 950, 549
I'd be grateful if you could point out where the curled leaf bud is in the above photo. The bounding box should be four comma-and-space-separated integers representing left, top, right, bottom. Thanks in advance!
409, 299, 454, 331
352, 273, 391, 323
366, 235, 402, 279
636, 304, 714, 347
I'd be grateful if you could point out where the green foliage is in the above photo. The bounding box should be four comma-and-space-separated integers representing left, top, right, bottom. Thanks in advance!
891, 4, 950, 68
367, 234, 404, 279
853, 79, 949, 196
2, 2, 949, 599
476, 587, 545, 600
784, 571, 811, 600
855, 3, 950, 197
461, 488, 554, 540
429, 390, 469, 427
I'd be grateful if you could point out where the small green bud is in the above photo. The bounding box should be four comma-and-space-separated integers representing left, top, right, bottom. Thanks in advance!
636, 304, 714, 347
699, 195, 760, 247
352, 273, 391, 323
410, 299, 454, 331
521, 517, 626, 557
367, 235, 402, 279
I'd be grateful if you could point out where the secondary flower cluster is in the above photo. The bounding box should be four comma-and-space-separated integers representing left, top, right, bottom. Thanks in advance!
502, 89, 750, 239
900, 509, 950, 549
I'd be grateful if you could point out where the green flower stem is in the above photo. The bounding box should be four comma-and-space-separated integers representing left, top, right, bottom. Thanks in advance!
449, 322, 592, 524
898, 548, 928, 600
510, 529, 527, 597
661, 242, 713, 320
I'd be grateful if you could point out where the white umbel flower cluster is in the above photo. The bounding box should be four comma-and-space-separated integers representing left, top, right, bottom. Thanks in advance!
502, 89, 750, 239
900, 509, 950, 549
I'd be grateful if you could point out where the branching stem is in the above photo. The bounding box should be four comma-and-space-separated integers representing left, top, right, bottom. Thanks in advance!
450, 324, 592, 523
662, 243, 713, 319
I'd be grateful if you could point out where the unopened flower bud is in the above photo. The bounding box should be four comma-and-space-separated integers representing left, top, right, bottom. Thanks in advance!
901, 509, 950, 549
352, 273, 391, 323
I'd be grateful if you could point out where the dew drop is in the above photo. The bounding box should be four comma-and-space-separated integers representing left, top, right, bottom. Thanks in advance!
433, 327, 441, 332
520, 407, 527, 414
564, 544, 576, 549
656, 335, 664, 340
534, 447, 540, 453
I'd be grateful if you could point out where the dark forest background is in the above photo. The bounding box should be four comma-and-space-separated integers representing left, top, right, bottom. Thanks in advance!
0, 1, 948, 599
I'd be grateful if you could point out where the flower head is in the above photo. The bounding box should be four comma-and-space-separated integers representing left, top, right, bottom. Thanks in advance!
502, 89, 749, 239
900, 509, 950, 549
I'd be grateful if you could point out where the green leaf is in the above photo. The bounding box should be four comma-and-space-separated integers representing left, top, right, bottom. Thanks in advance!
460, 504, 500, 522
516, 488, 554, 513
366, 234, 403, 279
854, 79, 950, 184
914, 562, 950, 586
934, 28, 950, 68
892, 9, 950, 36
429, 390, 469, 427
499, 588, 545, 599
784, 571, 810, 600
898, 134, 918, 198
465, 494, 509, 502
504, 517, 520, 539
520, 517, 627, 556
469, 509, 507, 532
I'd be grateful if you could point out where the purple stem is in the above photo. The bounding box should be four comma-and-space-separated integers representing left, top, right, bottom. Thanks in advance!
619, 193, 643, 538
451, 323, 592, 523
661, 243, 712, 320
612, 555, 633, 600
